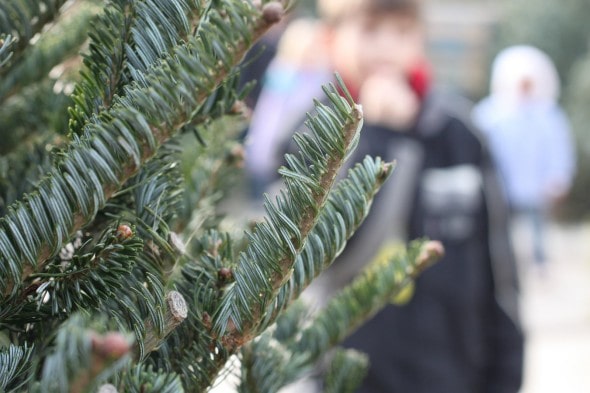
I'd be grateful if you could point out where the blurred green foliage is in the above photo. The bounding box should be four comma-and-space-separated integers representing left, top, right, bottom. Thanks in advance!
495, 0, 590, 220
496, 0, 590, 82
561, 54, 590, 220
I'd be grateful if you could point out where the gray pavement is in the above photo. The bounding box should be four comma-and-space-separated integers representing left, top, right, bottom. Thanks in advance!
518, 222, 590, 393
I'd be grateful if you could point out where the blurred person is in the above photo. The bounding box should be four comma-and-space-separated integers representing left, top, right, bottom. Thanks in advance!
303, 0, 524, 392
244, 17, 332, 200
238, 30, 280, 110
473, 45, 576, 272
238, 12, 292, 111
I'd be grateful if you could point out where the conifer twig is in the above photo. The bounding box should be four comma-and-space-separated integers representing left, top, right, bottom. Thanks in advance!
236, 241, 443, 391
297, 240, 444, 358
260, 158, 395, 328
0, 0, 288, 300
69, 331, 132, 393
97, 384, 118, 393
217, 100, 364, 351
139, 290, 188, 359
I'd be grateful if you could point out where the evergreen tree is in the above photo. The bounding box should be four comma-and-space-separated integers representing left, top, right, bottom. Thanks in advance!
0, 1, 442, 391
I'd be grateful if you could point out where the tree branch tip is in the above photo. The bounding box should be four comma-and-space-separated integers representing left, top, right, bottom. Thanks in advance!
115, 224, 133, 241
379, 161, 396, 179
166, 290, 188, 322
416, 240, 444, 272
97, 384, 118, 393
90, 332, 132, 360
261, 2, 285, 25
217, 267, 234, 283
353, 103, 363, 119
230, 100, 251, 119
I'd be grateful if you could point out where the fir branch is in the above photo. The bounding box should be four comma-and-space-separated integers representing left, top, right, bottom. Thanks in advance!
104, 270, 167, 359
68, 0, 267, 292
178, 76, 251, 139
65, 4, 250, 359
0, 137, 57, 212
69, 0, 205, 134
101, 146, 185, 278
0, 34, 15, 70
236, 241, 442, 392
269, 299, 308, 343
70, 0, 243, 288
175, 119, 247, 235
259, 156, 394, 330
38, 314, 133, 393
68, 0, 138, 133
66, 0, 252, 287
0, 0, 285, 300
239, 333, 309, 393
116, 364, 184, 393
93, 149, 187, 357
0, 0, 71, 76
0, 2, 97, 105
295, 240, 444, 359
239, 301, 311, 391
28, 225, 143, 318
323, 348, 368, 393
140, 290, 187, 359
126, 152, 184, 230
213, 82, 364, 350
70, 0, 247, 158
154, 230, 235, 388
0, 343, 34, 392
0, 225, 142, 327
125, 0, 204, 77
171, 79, 372, 389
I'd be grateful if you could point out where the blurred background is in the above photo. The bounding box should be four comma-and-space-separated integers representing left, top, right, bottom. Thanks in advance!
428, 2, 590, 392
242, 0, 590, 391
410, 2, 590, 391
423, 1, 588, 391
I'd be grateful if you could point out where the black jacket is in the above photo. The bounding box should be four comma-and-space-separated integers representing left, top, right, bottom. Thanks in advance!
321, 91, 524, 393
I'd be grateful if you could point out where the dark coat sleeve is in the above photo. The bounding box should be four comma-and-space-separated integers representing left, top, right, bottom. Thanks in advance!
445, 116, 524, 392
479, 137, 525, 393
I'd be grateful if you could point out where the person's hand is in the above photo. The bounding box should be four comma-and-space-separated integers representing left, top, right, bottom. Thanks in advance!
359, 73, 420, 130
